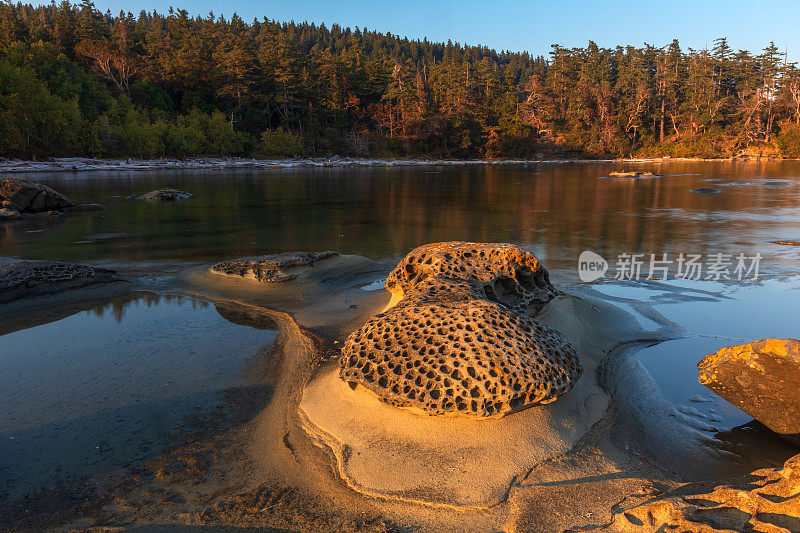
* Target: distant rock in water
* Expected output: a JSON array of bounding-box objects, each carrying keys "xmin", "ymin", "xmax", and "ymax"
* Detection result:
[
  {"xmin": 339, "ymin": 241, "xmax": 579, "ymax": 418},
  {"xmin": 607, "ymin": 170, "xmax": 654, "ymax": 178},
  {"xmin": 771, "ymin": 240, "xmax": 800, "ymax": 246},
  {"xmin": 698, "ymin": 338, "xmax": 800, "ymax": 444},
  {"xmin": 136, "ymin": 188, "xmax": 193, "ymax": 201},
  {"xmin": 211, "ymin": 251, "xmax": 338, "ymax": 282},
  {"xmin": 0, "ymin": 177, "xmax": 106, "ymax": 216},
  {"xmin": 0, "ymin": 258, "xmax": 123, "ymax": 304},
  {"xmin": 692, "ymin": 188, "xmax": 720, "ymax": 193},
  {"xmin": 600, "ymin": 452, "xmax": 800, "ymax": 532}
]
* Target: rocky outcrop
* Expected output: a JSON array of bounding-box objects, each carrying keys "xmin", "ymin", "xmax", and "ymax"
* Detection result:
[
  {"xmin": 211, "ymin": 251, "xmax": 338, "ymax": 282},
  {"xmin": 0, "ymin": 178, "xmax": 107, "ymax": 216},
  {"xmin": 0, "ymin": 177, "xmax": 76, "ymax": 212},
  {"xmin": 385, "ymin": 241, "xmax": 556, "ymax": 313},
  {"xmin": 0, "ymin": 258, "xmax": 124, "ymax": 304},
  {"xmin": 340, "ymin": 298, "xmax": 580, "ymax": 417},
  {"xmin": 339, "ymin": 242, "xmax": 580, "ymax": 417},
  {"xmin": 698, "ymin": 338, "xmax": 800, "ymax": 443},
  {"xmin": 597, "ymin": 453, "xmax": 800, "ymax": 532}
]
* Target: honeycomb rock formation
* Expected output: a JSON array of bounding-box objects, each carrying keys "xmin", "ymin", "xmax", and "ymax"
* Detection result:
[
  {"xmin": 340, "ymin": 299, "xmax": 581, "ymax": 417},
  {"xmin": 599, "ymin": 453, "xmax": 800, "ymax": 532},
  {"xmin": 699, "ymin": 338, "xmax": 800, "ymax": 442},
  {"xmin": 385, "ymin": 242, "xmax": 556, "ymax": 313},
  {"xmin": 339, "ymin": 242, "xmax": 580, "ymax": 417},
  {"xmin": 211, "ymin": 251, "xmax": 338, "ymax": 282},
  {"xmin": 0, "ymin": 258, "xmax": 121, "ymax": 304}
]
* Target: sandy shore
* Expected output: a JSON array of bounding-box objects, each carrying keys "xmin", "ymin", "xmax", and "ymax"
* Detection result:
[{"xmin": 0, "ymin": 254, "xmax": 796, "ymax": 532}]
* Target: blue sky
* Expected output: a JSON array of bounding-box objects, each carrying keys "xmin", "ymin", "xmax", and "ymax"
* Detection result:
[{"xmin": 76, "ymin": 0, "xmax": 798, "ymax": 59}]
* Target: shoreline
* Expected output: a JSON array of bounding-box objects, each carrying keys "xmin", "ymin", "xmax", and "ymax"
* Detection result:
[{"xmin": 0, "ymin": 155, "xmax": 795, "ymax": 173}]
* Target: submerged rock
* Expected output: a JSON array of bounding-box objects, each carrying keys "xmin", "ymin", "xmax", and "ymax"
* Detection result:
[
  {"xmin": 698, "ymin": 338, "xmax": 800, "ymax": 443},
  {"xmin": 385, "ymin": 241, "xmax": 556, "ymax": 313},
  {"xmin": 0, "ymin": 258, "xmax": 123, "ymax": 304},
  {"xmin": 0, "ymin": 177, "xmax": 76, "ymax": 212},
  {"xmin": 211, "ymin": 251, "xmax": 338, "ymax": 282},
  {"xmin": 340, "ymin": 298, "xmax": 581, "ymax": 417},
  {"xmin": 692, "ymin": 188, "xmax": 721, "ymax": 193},
  {"xmin": 134, "ymin": 188, "xmax": 193, "ymax": 201},
  {"xmin": 600, "ymin": 452, "xmax": 800, "ymax": 532}
]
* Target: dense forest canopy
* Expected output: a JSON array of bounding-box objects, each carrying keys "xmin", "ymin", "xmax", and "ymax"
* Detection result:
[{"xmin": 2, "ymin": 0, "xmax": 800, "ymax": 159}]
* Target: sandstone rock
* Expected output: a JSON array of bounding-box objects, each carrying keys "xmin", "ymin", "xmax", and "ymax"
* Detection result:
[
  {"xmin": 211, "ymin": 251, "xmax": 338, "ymax": 282},
  {"xmin": 139, "ymin": 188, "xmax": 193, "ymax": 201},
  {"xmin": 339, "ymin": 298, "xmax": 581, "ymax": 417},
  {"xmin": 698, "ymin": 339, "xmax": 800, "ymax": 441},
  {"xmin": 0, "ymin": 258, "xmax": 119, "ymax": 304},
  {"xmin": 385, "ymin": 242, "xmax": 556, "ymax": 313},
  {"xmin": 598, "ymin": 453, "xmax": 800, "ymax": 532},
  {"xmin": 0, "ymin": 177, "xmax": 76, "ymax": 212}
]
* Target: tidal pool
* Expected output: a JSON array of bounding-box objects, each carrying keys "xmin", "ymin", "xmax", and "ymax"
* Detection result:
[{"xmin": 0, "ymin": 292, "xmax": 275, "ymax": 499}]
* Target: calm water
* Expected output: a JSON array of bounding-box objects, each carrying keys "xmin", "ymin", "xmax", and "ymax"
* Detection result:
[
  {"xmin": 0, "ymin": 293, "xmax": 275, "ymax": 499},
  {"xmin": 1, "ymin": 161, "xmax": 799, "ymax": 271},
  {"xmin": 1, "ymin": 161, "xmax": 799, "ymax": 494}
]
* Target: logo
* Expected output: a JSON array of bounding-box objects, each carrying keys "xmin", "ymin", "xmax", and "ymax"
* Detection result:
[{"xmin": 578, "ymin": 250, "xmax": 608, "ymax": 282}]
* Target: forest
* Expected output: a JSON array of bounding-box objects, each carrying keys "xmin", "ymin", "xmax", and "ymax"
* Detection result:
[{"xmin": 2, "ymin": 0, "xmax": 800, "ymax": 159}]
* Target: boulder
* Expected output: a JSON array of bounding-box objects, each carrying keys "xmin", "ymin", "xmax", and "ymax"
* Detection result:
[
  {"xmin": 139, "ymin": 188, "xmax": 193, "ymax": 201},
  {"xmin": 698, "ymin": 338, "xmax": 800, "ymax": 441},
  {"xmin": 599, "ymin": 453, "xmax": 800, "ymax": 532},
  {"xmin": 211, "ymin": 251, "xmax": 338, "ymax": 282},
  {"xmin": 385, "ymin": 242, "xmax": 556, "ymax": 313},
  {"xmin": 0, "ymin": 177, "xmax": 76, "ymax": 212},
  {"xmin": 339, "ymin": 298, "xmax": 581, "ymax": 417}
]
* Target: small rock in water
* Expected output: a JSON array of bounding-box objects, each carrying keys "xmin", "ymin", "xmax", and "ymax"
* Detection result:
[
  {"xmin": 608, "ymin": 170, "xmax": 654, "ymax": 178},
  {"xmin": 138, "ymin": 188, "xmax": 193, "ymax": 202},
  {"xmin": 689, "ymin": 394, "xmax": 711, "ymax": 403},
  {"xmin": 691, "ymin": 188, "xmax": 720, "ymax": 193}
]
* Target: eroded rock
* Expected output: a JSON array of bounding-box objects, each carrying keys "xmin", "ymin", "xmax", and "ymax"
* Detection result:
[
  {"xmin": 139, "ymin": 188, "xmax": 193, "ymax": 201},
  {"xmin": 211, "ymin": 251, "xmax": 338, "ymax": 283},
  {"xmin": 339, "ymin": 298, "xmax": 581, "ymax": 417},
  {"xmin": 385, "ymin": 241, "xmax": 556, "ymax": 313},
  {"xmin": 598, "ymin": 453, "xmax": 800, "ymax": 532},
  {"xmin": 0, "ymin": 177, "xmax": 76, "ymax": 212},
  {"xmin": 0, "ymin": 258, "xmax": 122, "ymax": 304},
  {"xmin": 698, "ymin": 338, "xmax": 800, "ymax": 442}
]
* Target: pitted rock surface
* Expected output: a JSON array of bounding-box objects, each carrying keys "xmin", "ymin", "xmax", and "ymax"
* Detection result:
[
  {"xmin": 0, "ymin": 258, "xmax": 124, "ymax": 304},
  {"xmin": 211, "ymin": 251, "xmax": 339, "ymax": 282},
  {"xmin": 340, "ymin": 300, "xmax": 581, "ymax": 417},
  {"xmin": 0, "ymin": 178, "xmax": 77, "ymax": 212},
  {"xmin": 139, "ymin": 188, "xmax": 193, "ymax": 201},
  {"xmin": 385, "ymin": 242, "xmax": 556, "ymax": 313}
]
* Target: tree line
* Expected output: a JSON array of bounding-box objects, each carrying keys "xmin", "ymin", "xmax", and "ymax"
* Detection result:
[{"xmin": 2, "ymin": 0, "xmax": 800, "ymax": 159}]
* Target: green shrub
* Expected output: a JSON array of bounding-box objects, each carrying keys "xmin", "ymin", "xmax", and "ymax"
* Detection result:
[{"xmin": 256, "ymin": 128, "xmax": 304, "ymax": 157}]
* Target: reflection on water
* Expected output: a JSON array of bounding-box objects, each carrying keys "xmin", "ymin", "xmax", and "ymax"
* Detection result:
[
  {"xmin": 0, "ymin": 292, "xmax": 275, "ymax": 500},
  {"xmin": 1, "ymin": 161, "xmax": 799, "ymax": 274},
  {"xmin": 595, "ymin": 276, "xmax": 800, "ymax": 432}
]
